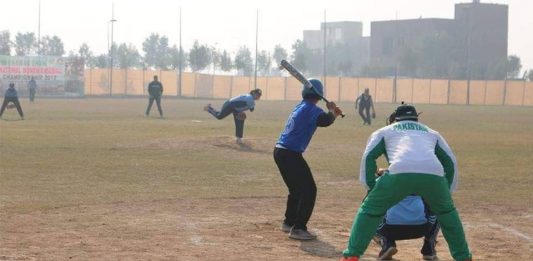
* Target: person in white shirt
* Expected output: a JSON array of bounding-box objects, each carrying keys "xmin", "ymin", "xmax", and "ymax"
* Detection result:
[{"xmin": 340, "ymin": 103, "xmax": 471, "ymax": 261}]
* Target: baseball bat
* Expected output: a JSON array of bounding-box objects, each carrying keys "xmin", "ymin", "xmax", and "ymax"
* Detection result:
[{"xmin": 279, "ymin": 59, "xmax": 345, "ymax": 117}]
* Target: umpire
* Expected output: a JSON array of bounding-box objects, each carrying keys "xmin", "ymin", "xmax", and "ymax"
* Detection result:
[
  {"xmin": 145, "ymin": 75, "xmax": 164, "ymax": 118},
  {"xmin": 0, "ymin": 83, "xmax": 24, "ymax": 120}
]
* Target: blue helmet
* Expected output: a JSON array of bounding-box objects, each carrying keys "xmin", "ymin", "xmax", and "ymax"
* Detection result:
[{"xmin": 301, "ymin": 78, "xmax": 324, "ymax": 99}]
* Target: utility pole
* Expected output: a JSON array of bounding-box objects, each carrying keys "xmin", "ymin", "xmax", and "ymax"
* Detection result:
[
  {"xmin": 254, "ymin": 9, "xmax": 259, "ymax": 90},
  {"xmin": 109, "ymin": 3, "xmax": 117, "ymax": 96},
  {"xmin": 178, "ymin": 6, "xmax": 182, "ymax": 96}
]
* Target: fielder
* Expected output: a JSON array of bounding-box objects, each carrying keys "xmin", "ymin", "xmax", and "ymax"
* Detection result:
[
  {"xmin": 274, "ymin": 79, "xmax": 342, "ymax": 240},
  {"xmin": 145, "ymin": 75, "xmax": 164, "ymax": 118},
  {"xmin": 340, "ymin": 103, "xmax": 472, "ymax": 261},
  {"xmin": 0, "ymin": 83, "xmax": 24, "ymax": 120},
  {"xmin": 355, "ymin": 88, "xmax": 375, "ymax": 125},
  {"xmin": 204, "ymin": 88, "xmax": 262, "ymax": 144}
]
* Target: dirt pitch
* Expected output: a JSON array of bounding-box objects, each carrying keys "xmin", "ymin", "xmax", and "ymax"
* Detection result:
[{"xmin": 1, "ymin": 98, "xmax": 532, "ymax": 260}]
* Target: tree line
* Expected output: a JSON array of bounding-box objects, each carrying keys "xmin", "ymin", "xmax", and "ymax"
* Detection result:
[{"xmin": 1, "ymin": 30, "xmax": 532, "ymax": 81}]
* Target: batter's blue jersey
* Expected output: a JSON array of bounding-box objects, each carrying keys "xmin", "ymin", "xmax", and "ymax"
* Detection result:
[{"xmin": 276, "ymin": 101, "xmax": 325, "ymax": 153}]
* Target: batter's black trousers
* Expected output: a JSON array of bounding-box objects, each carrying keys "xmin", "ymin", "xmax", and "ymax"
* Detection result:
[{"xmin": 273, "ymin": 147, "xmax": 317, "ymax": 230}]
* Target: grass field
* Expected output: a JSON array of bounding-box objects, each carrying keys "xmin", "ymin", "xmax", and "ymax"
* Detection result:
[{"xmin": 1, "ymin": 98, "xmax": 532, "ymax": 260}]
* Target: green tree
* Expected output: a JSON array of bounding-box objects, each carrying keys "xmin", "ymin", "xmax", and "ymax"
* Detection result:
[
  {"xmin": 290, "ymin": 40, "xmax": 312, "ymax": 74},
  {"xmin": 142, "ymin": 33, "xmax": 171, "ymax": 69},
  {"xmin": 78, "ymin": 43, "xmax": 94, "ymax": 68},
  {"xmin": 168, "ymin": 45, "xmax": 188, "ymax": 70},
  {"xmin": 40, "ymin": 35, "xmax": 65, "ymax": 56},
  {"xmin": 93, "ymin": 54, "xmax": 108, "ymax": 68},
  {"xmin": 15, "ymin": 32, "xmax": 37, "ymax": 56},
  {"xmin": 188, "ymin": 40, "xmax": 211, "ymax": 72},
  {"xmin": 234, "ymin": 46, "xmax": 253, "ymax": 76},
  {"xmin": 256, "ymin": 50, "xmax": 272, "ymax": 76},
  {"xmin": 117, "ymin": 43, "xmax": 140, "ymax": 69},
  {"xmin": 272, "ymin": 44, "xmax": 288, "ymax": 66},
  {"xmin": 0, "ymin": 31, "xmax": 10, "ymax": 55},
  {"xmin": 219, "ymin": 50, "xmax": 233, "ymax": 72},
  {"xmin": 506, "ymin": 55, "xmax": 522, "ymax": 79}
]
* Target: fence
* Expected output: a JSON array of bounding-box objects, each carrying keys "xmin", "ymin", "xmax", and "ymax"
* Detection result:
[{"xmin": 85, "ymin": 68, "xmax": 533, "ymax": 106}]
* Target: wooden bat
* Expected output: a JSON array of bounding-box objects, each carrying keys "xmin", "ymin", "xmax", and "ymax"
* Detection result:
[{"xmin": 279, "ymin": 59, "xmax": 345, "ymax": 117}]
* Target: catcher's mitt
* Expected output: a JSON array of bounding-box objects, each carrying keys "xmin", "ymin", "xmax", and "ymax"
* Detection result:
[{"xmin": 236, "ymin": 112, "xmax": 247, "ymax": 121}]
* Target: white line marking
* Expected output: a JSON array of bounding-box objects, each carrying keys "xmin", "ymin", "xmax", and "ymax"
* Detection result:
[{"xmin": 489, "ymin": 223, "xmax": 533, "ymax": 242}]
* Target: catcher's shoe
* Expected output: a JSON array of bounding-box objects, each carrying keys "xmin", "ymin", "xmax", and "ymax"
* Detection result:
[
  {"xmin": 280, "ymin": 222, "xmax": 293, "ymax": 233},
  {"xmin": 339, "ymin": 257, "xmax": 359, "ymax": 261},
  {"xmin": 288, "ymin": 228, "xmax": 316, "ymax": 240},
  {"xmin": 421, "ymin": 239, "xmax": 437, "ymax": 260},
  {"xmin": 378, "ymin": 237, "xmax": 398, "ymax": 260}
]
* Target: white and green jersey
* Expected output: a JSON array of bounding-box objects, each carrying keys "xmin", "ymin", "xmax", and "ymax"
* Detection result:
[{"xmin": 360, "ymin": 120, "xmax": 458, "ymax": 192}]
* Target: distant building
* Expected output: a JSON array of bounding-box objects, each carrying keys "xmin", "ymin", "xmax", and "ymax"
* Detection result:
[
  {"xmin": 454, "ymin": 1, "xmax": 508, "ymax": 78},
  {"xmin": 369, "ymin": 0, "xmax": 508, "ymax": 79},
  {"xmin": 303, "ymin": 21, "xmax": 369, "ymax": 75},
  {"xmin": 370, "ymin": 18, "xmax": 455, "ymax": 68}
]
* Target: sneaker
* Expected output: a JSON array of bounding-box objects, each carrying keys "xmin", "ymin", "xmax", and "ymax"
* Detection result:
[
  {"xmin": 236, "ymin": 137, "xmax": 243, "ymax": 144},
  {"xmin": 421, "ymin": 239, "xmax": 437, "ymax": 260},
  {"xmin": 280, "ymin": 223, "xmax": 293, "ymax": 233},
  {"xmin": 372, "ymin": 234, "xmax": 383, "ymax": 246},
  {"xmin": 339, "ymin": 257, "xmax": 359, "ymax": 261},
  {"xmin": 378, "ymin": 237, "xmax": 398, "ymax": 260},
  {"xmin": 378, "ymin": 246, "xmax": 397, "ymax": 260},
  {"xmin": 288, "ymin": 228, "xmax": 316, "ymax": 240},
  {"xmin": 203, "ymin": 104, "xmax": 211, "ymax": 111}
]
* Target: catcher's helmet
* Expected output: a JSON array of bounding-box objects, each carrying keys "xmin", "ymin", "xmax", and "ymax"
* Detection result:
[
  {"xmin": 302, "ymin": 79, "xmax": 323, "ymax": 100},
  {"xmin": 394, "ymin": 102, "xmax": 418, "ymax": 121}
]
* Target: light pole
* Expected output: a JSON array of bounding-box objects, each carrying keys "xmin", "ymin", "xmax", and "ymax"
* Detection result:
[{"xmin": 108, "ymin": 4, "xmax": 117, "ymax": 96}]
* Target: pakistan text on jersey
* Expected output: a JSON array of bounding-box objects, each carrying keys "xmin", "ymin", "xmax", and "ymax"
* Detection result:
[{"xmin": 393, "ymin": 122, "xmax": 429, "ymax": 132}]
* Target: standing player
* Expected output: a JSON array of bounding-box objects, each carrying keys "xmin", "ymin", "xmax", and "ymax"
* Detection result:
[
  {"xmin": 204, "ymin": 89, "xmax": 262, "ymax": 144},
  {"xmin": 28, "ymin": 76, "xmax": 37, "ymax": 102},
  {"xmin": 355, "ymin": 88, "xmax": 375, "ymax": 125},
  {"xmin": 0, "ymin": 83, "xmax": 24, "ymax": 120},
  {"xmin": 274, "ymin": 79, "xmax": 342, "ymax": 240},
  {"xmin": 145, "ymin": 75, "xmax": 164, "ymax": 118},
  {"xmin": 340, "ymin": 103, "xmax": 471, "ymax": 261}
]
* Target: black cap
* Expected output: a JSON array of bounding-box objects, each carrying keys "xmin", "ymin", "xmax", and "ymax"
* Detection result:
[{"xmin": 394, "ymin": 103, "xmax": 418, "ymax": 121}]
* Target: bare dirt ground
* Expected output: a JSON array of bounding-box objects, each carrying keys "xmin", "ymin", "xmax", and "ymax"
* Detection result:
[
  {"xmin": 2, "ymin": 100, "xmax": 533, "ymax": 260},
  {"xmin": 1, "ymin": 196, "xmax": 532, "ymax": 261}
]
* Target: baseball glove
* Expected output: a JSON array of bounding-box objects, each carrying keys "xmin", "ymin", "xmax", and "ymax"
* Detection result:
[{"xmin": 236, "ymin": 112, "xmax": 247, "ymax": 121}]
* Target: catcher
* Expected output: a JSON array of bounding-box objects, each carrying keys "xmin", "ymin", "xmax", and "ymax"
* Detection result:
[
  {"xmin": 204, "ymin": 89, "xmax": 262, "ymax": 144},
  {"xmin": 355, "ymin": 88, "xmax": 375, "ymax": 125},
  {"xmin": 340, "ymin": 103, "xmax": 472, "ymax": 261}
]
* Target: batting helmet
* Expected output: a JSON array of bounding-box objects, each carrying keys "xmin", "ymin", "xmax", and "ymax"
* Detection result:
[
  {"xmin": 394, "ymin": 102, "xmax": 419, "ymax": 121},
  {"xmin": 301, "ymin": 79, "xmax": 324, "ymax": 100}
]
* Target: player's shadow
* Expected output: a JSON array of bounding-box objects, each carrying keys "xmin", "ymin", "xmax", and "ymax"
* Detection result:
[{"xmin": 299, "ymin": 239, "xmax": 341, "ymax": 258}]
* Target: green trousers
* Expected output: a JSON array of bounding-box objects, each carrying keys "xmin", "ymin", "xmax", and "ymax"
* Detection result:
[{"xmin": 342, "ymin": 173, "xmax": 471, "ymax": 261}]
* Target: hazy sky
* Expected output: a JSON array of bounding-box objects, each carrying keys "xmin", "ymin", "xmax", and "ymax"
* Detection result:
[{"xmin": 2, "ymin": 0, "xmax": 532, "ymax": 72}]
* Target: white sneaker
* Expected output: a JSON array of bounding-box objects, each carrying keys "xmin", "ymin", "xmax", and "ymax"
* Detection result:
[
  {"xmin": 236, "ymin": 137, "xmax": 243, "ymax": 144},
  {"xmin": 203, "ymin": 104, "xmax": 211, "ymax": 111}
]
